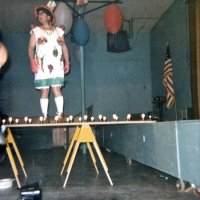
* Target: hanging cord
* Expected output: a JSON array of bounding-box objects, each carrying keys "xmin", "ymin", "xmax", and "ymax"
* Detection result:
[{"xmin": 129, "ymin": 25, "xmax": 144, "ymax": 48}]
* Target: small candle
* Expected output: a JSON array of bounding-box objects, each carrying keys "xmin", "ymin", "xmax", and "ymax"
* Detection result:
[
  {"xmin": 2, "ymin": 119, "xmax": 6, "ymax": 124},
  {"xmin": 66, "ymin": 117, "xmax": 69, "ymax": 122},
  {"xmin": 39, "ymin": 116, "xmax": 43, "ymax": 123},
  {"xmin": 112, "ymin": 114, "xmax": 118, "ymax": 121},
  {"xmin": 91, "ymin": 116, "xmax": 94, "ymax": 122},
  {"xmin": 103, "ymin": 116, "xmax": 107, "ymax": 121},
  {"xmin": 69, "ymin": 115, "xmax": 73, "ymax": 122},
  {"xmin": 141, "ymin": 113, "xmax": 145, "ymax": 121},
  {"xmin": 83, "ymin": 115, "xmax": 88, "ymax": 121},
  {"xmin": 8, "ymin": 117, "xmax": 13, "ymax": 124},
  {"xmin": 78, "ymin": 117, "xmax": 82, "ymax": 122},
  {"xmin": 55, "ymin": 116, "xmax": 59, "ymax": 123},
  {"xmin": 15, "ymin": 118, "xmax": 19, "ymax": 124},
  {"xmin": 28, "ymin": 118, "xmax": 32, "ymax": 124},
  {"xmin": 24, "ymin": 116, "xmax": 28, "ymax": 123},
  {"xmin": 149, "ymin": 115, "xmax": 152, "ymax": 120},
  {"xmin": 98, "ymin": 114, "xmax": 102, "ymax": 121},
  {"xmin": 127, "ymin": 114, "xmax": 131, "ymax": 121}
]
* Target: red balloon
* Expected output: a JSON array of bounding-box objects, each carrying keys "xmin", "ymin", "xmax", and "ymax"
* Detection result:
[{"xmin": 104, "ymin": 4, "xmax": 122, "ymax": 34}]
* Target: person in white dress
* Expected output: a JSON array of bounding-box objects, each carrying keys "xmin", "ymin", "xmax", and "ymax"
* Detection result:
[{"xmin": 28, "ymin": 1, "xmax": 70, "ymax": 122}]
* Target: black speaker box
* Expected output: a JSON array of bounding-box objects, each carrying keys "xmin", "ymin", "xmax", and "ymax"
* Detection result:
[{"xmin": 107, "ymin": 30, "xmax": 130, "ymax": 53}]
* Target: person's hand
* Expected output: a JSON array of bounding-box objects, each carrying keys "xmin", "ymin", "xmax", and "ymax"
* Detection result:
[
  {"xmin": 64, "ymin": 61, "xmax": 70, "ymax": 74},
  {"xmin": 30, "ymin": 59, "xmax": 38, "ymax": 74}
]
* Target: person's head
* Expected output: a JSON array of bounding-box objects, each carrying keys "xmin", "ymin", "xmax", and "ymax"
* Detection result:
[{"xmin": 34, "ymin": 1, "xmax": 56, "ymax": 24}]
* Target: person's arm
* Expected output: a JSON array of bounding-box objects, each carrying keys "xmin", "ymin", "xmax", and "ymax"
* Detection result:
[
  {"xmin": 28, "ymin": 32, "xmax": 38, "ymax": 73},
  {"xmin": 62, "ymin": 41, "xmax": 70, "ymax": 74}
]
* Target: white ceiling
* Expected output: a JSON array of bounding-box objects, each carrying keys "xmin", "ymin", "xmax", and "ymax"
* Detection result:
[{"xmin": 0, "ymin": 0, "xmax": 175, "ymax": 32}]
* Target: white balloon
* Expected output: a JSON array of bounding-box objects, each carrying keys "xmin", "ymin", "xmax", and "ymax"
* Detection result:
[{"xmin": 54, "ymin": 2, "xmax": 73, "ymax": 35}]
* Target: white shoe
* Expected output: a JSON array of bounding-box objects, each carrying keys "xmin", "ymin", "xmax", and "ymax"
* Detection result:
[
  {"xmin": 54, "ymin": 112, "xmax": 64, "ymax": 123},
  {"xmin": 43, "ymin": 114, "xmax": 49, "ymax": 123}
]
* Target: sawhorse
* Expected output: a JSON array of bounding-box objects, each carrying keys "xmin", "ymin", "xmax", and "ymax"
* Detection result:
[
  {"xmin": 60, "ymin": 124, "xmax": 113, "ymax": 188},
  {"xmin": 4, "ymin": 128, "xmax": 27, "ymax": 188}
]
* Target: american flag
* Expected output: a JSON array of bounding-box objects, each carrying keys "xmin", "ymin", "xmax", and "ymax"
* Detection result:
[{"xmin": 163, "ymin": 44, "xmax": 175, "ymax": 109}]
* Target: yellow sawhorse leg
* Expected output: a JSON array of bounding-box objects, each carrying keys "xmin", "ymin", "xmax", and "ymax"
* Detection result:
[
  {"xmin": 4, "ymin": 128, "xmax": 27, "ymax": 188},
  {"xmin": 61, "ymin": 126, "xmax": 99, "ymax": 175},
  {"xmin": 87, "ymin": 142, "xmax": 99, "ymax": 174},
  {"xmin": 60, "ymin": 126, "xmax": 81, "ymax": 175},
  {"xmin": 63, "ymin": 124, "xmax": 113, "ymax": 188},
  {"xmin": 63, "ymin": 140, "xmax": 80, "ymax": 188},
  {"xmin": 5, "ymin": 138, "xmax": 21, "ymax": 188},
  {"xmin": 93, "ymin": 142, "xmax": 113, "ymax": 185},
  {"xmin": 7, "ymin": 128, "xmax": 27, "ymax": 178}
]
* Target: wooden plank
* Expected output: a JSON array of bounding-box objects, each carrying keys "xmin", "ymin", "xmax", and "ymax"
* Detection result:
[{"xmin": 5, "ymin": 120, "xmax": 156, "ymax": 128}]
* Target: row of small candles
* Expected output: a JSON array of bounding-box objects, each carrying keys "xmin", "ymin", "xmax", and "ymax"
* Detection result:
[{"xmin": 1, "ymin": 113, "xmax": 151, "ymax": 124}]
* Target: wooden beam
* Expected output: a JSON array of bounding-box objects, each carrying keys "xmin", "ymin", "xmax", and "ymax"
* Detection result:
[
  {"xmin": 56, "ymin": 0, "xmax": 122, "ymax": 3},
  {"xmin": 55, "ymin": 0, "xmax": 123, "ymax": 18}
]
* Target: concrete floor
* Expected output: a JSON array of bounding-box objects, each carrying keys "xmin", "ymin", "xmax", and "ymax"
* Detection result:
[{"xmin": 0, "ymin": 147, "xmax": 199, "ymax": 200}]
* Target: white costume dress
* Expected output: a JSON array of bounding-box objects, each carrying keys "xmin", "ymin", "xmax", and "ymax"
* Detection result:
[{"xmin": 31, "ymin": 26, "xmax": 65, "ymax": 89}]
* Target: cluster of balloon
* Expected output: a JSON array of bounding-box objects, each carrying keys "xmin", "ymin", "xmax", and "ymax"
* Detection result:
[
  {"xmin": 72, "ymin": 20, "xmax": 90, "ymax": 46},
  {"xmin": 54, "ymin": 1, "xmax": 73, "ymax": 35},
  {"xmin": 0, "ymin": 42, "xmax": 8, "ymax": 69},
  {"xmin": 104, "ymin": 4, "xmax": 123, "ymax": 34}
]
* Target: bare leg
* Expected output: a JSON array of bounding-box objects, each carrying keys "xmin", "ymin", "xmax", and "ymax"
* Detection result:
[
  {"xmin": 51, "ymin": 86, "xmax": 62, "ymax": 97},
  {"xmin": 41, "ymin": 88, "xmax": 49, "ymax": 99},
  {"xmin": 52, "ymin": 86, "xmax": 64, "ymax": 118}
]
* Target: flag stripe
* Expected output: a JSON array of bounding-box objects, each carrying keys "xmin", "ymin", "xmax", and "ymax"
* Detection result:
[{"xmin": 163, "ymin": 44, "xmax": 175, "ymax": 109}]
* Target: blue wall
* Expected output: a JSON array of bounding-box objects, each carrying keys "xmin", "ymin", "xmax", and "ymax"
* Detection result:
[
  {"xmin": 0, "ymin": 31, "xmax": 152, "ymax": 119},
  {"xmin": 96, "ymin": 120, "xmax": 200, "ymax": 187},
  {"xmin": 151, "ymin": 0, "xmax": 191, "ymax": 120}
]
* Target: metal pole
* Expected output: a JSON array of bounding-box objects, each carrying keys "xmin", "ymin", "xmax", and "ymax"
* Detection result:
[
  {"xmin": 80, "ymin": 45, "xmax": 87, "ymax": 154},
  {"xmin": 80, "ymin": 45, "xmax": 86, "ymax": 118}
]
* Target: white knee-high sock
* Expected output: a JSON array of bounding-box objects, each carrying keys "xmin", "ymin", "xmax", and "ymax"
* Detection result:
[
  {"xmin": 40, "ymin": 98, "xmax": 49, "ymax": 116},
  {"xmin": 55, "ymin": 96, "xmax": 64, "ymax": 114}
]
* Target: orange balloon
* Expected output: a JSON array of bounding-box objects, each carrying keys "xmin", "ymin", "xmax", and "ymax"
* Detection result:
[
  {"xmin": 0, "ymin": 42, "xmax": 8, "ymax": 69},
  {"xmin": 104, "ymin": 4, "xmax": 123, "ymax": 34}
]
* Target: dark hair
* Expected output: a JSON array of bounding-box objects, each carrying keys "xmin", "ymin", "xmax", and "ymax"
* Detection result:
[{"xmin": 36, "ymin": 7, "xmax": 53, "ymax": 21}]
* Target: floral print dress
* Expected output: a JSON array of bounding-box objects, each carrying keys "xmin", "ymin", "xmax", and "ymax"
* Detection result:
[{"xmin": 31, "ymin": 26, "xmax": 65, "ymax": 89}]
